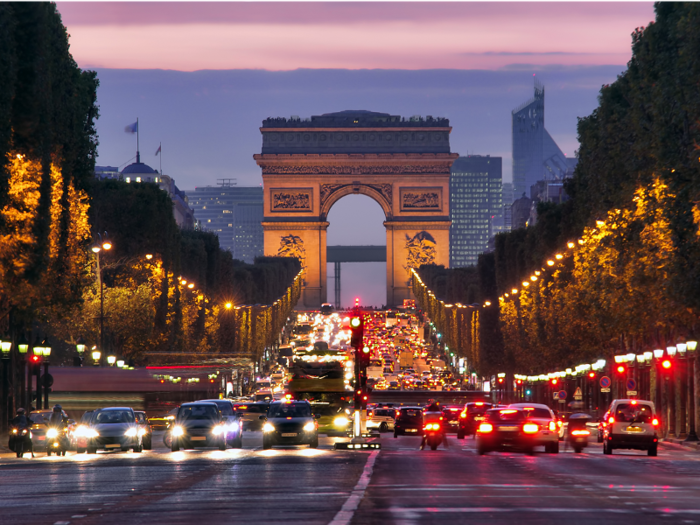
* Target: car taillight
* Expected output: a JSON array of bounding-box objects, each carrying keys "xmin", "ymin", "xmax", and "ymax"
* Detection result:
[
  {"xmin": 571, "ymin": 430, "xmax": 590, "ymax": 436},
  {"xmin": 425, "ymin": 423, "xmax": 440, "ymax": 431},
  {"xmin": 523, "ymin": 423, "xmax": 539, "ymax": 434},
  {"xmin": 652, "ymin": 418, "xmax": 659, "ymax": 426},
  {"xmin": 548, "ymin": 421, "xmax": 556, "ymax": 431},
  {"xmin": 608, "ymin": 417, "xmax": 615, "ymax": 424},
  {"xmin": 557, "ymin": 420, "xmax": 563, "ymax": 428},
  {"xmin": 477, "ymin": 423, "xmax": 493, "ymax": 433},
  {"xmin": 459, "ymin": 412, "xmax": 467, "ymax": 419}
]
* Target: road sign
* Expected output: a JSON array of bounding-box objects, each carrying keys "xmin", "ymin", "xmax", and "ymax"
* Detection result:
[
  {"xmin": 40, "ymin": 373, "xmax": 53, "ymax": 388},
  {"xmin": 573, "ymin": 387, "xmax": 583, "ymax": 400},
  {"xmin": 557, "ymin": 390, "xmax": 567, "ymax": 400},
  {"xmin": 601, "ymin": 387, "xmax": 611, "ymax": 393},
  {"xmin": 626, "ymin": 378, "xmax": 636, "ymax": 391},
  {"xmin": 600, "ymin": 376, "xmax": 611, "ymax": 388},
  {"xmin": 627, "ymin": 390, "xmax": 638, "ymax": 396}
]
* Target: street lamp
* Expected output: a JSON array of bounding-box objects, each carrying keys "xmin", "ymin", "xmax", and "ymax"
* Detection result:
[
  {"xmin": 92, "ymin": 348, "xmax": 101, "ymax": 366},
  {"xmin": 682, "ymin": 340, "xmax": 698, "ymax": 442},
  {"xmin": 76, "ymin": 336, "xmax": 86, "ymax": 355},
  {"xmin": 92, "ymin": 232, "xmax": 112, "ymax": 366},
  {"xmin": 40, "ymin": 338, "xmax": 52, "ymax": 408},
  {"xmin": 117, "ymin": 359, "xmax": 125, "ymax": 368},
  {"xmin": 107, "ymin": 355, "xmax": 116, "ymax": 366}
]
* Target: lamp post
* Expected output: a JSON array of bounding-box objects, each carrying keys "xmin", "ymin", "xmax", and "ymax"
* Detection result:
[
  {"xmin": 92, "ymin": 232, "xmax": 112, "ymax": 366},
  {"xmin": 107, "ymin": 355, "xmax": 116, "ymax": 366},
  {"xmin": 685, "ymin": 340, "xmax": 698, "ymax": 442},
  {"xmin": 75, "ymin": 335, "xmax": 86, "ymax": 367},
  {"xmin": 667, "ymin": 345, "xmax": 679, "ymax": 437},
  {"xmin": 17, "ymin": 334, "xmax": 28, "ymax": 410},
  {"xmin": 91, "ymin": 348, "xmax": 101, "ymax": 367},
  {"xmin": 1, "ymin": 334, "xmax": 11, "ymax": 434},
  {"xmin": 41, "ymin": 338, "xmax": 52, "ymax": 409},
  {"xmin": 32, "ymin": 337, "xmax": 43, "ymax": 409}
]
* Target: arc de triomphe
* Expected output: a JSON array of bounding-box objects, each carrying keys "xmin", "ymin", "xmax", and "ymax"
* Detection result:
[{"xmin": 254, "ymin": 110, "xmax": 458, "ymax": 308}]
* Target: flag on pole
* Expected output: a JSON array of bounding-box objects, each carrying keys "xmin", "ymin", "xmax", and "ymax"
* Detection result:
[
  {"xmin": 155, "ymin": 144, "xmax": 161, "ymax": 156},
  {"xmin": 124, "ymin": 121, "xmax": 138, "ymax": 134}
]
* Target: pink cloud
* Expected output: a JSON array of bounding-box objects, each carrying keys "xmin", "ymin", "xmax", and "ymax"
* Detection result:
[{"xmin": 56, "ymin": 2, "xmax": 656, "ymax": 71}]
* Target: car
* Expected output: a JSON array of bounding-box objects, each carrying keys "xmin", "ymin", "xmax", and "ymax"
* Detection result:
[
  {"xmin": 170, "ymin": 402, "xmax": 227, "ymax": 451},
  {"xmin": 148, "ymin": 407, "xmax": 178, "ymax": 430},
  {"xmin": 602, "ymin": 399, "xmax": 659, "ymax": 456},
  {"xmin": 477, "ymin": 407, "xmax": 551, "ymax": 454},
  {"xmin": 86, "ymin": 407, "xmax": 143, "ymax": 453},
  {"xmin": 199, "ymin": 399, "xmax": 243, "ymax": 448},
  {"xmin": 457, "ymin": 402, "xmax": 493, "ymax": 439},
  {"xmin": 311, "ymin": 403, "xmax": 351, "ymax": 435},
  {"xmin": 393, "ymin": 406, "xmax": 423, "ymax": 437},
  {"xmin": 261, "ymin": 400, "xmax": 318, "ymax": 449},
  {"xmin": 506, "ymin": 403, "xmax": 560, "ymax": 453},
  {"xmin": 134, "ymin": 411, "xmax": 153, "ymax": 450},
  {"xmin": 234, "ymin": 402, "xmax": 270, "ymax": 431},
  {"xmin": 28, "ymin": 409, "xmax": 69, "ymax": 452},
  {"xmin": 367, "ymin": 407, "xmax": 395, "ymax": 432},
  {"xmin": 597, "ymin": 410, "xmax": 610, "ymax": 443},
  {"xmin": 441, "ymin": 406, "xmax": 462, "ymax": 433},
  {"xmin": 73, "ymin": 410, "xmax": 94, "ymax": 453}
]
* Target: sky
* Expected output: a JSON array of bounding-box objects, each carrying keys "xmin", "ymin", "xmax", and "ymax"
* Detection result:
[{"xmin": 55, "ymin": 1, "xmax": 657, "ymax": 308}]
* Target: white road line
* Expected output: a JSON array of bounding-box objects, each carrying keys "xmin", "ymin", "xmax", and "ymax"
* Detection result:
[{"xmin": 328, "ymin": 450, "xmax": 379, "ymax": 525}]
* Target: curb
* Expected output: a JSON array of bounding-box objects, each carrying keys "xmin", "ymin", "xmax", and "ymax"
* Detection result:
[{"xmin": 661, "ymin": 438, "xmax": 700, "ymax": 451}]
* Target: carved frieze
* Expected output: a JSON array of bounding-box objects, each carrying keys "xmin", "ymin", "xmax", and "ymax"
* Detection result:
[
  {"xmin": 403, "ymin": 231, "xmax": 437, "ymax": 285},
  {"xmin": 270, "ymin": 188, "xmax": 312, "ymax": 212},
  {"xmin": 368, "ymin": 183, "xmax": 392, "ymax": 204},
  {"xmin": 399, "ymin": 187, "xmax": 443, "ymax": 212},
  {"xmin": 259, "ymin": 163, "xmax": 451, "ymax": 175},
  {"xmin": 320, "ymin": 184, "xmax": 344, "ymax": 206},
  {"xmin": 319, "ymin": 183, "xmax": 393, "ymax": 209}
]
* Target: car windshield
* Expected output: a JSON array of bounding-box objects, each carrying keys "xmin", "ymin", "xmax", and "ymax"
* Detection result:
[
  {"xmin": 522, "ymin": 408, "xmax": 552, "ymax": 419},
  {"xmin": 204, "ymin": 401, "xmax": 234, "ymax": 416},
  {"xmin": 400, "ymin": 409, "xmax": 422, "ymax": 421},
  {"xmin": 615, "ymin": 403, "xmax": 654, "ymax": 423},
  {"xmin": 30, "ymin": 413, "xmax": 49, "ymax": 424},
  {"xmin": 135, "ymin": 413, "xmax": 146, "ymax": 423},
  {"xmin": 95, "ymin": 410, "xmax": 133, "ymax": 424},
  {"xmin": 179, "ymin": 405, "xmax": 219, "ymax": 421},
  {"xmin": 487, "ymin": 410, "xmax": 524, "ymax": 422},
  {"xmin": 268, "ymin": 404, "xmax": 312, "ymax": 418},
  {"xmin": 375, "ymin": 409, "xmax": 394, "ymax": 417},
  {"xmin": 240, "ymin": 404, "xmax": 268, "ymax": 414}
]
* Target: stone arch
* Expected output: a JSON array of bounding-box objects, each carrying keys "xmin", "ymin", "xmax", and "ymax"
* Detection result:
[{"xmin": 319, "ymin": 183, "xmax": 392, "ymax": 221}]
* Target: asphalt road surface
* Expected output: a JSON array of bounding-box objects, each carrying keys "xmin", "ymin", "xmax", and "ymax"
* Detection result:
[{"xmin": 2, "ymin": 432, "xmax": 700, "ymax": 525}]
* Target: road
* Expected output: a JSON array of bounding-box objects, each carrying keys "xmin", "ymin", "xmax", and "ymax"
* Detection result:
[{"xmin": 2, "ymin": 432, "xmax": 700, "ymax": 525}]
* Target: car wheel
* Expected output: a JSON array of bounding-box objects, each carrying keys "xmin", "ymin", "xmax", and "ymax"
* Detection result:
[
  {"xmin": 61, "ymin": 450, "xmax": 66, "ymax": 456},
  {"xmin": 380, "ymin": 422, "xmax": 388, "ymax": 432},
  {"xmin": 263, "ymin": 437, "xmax": 271, "ymax": 450},
  {"xmin": 394, "ymin": 430, "xmax": 398, "ymax": 438},
  {"xmin": 550, "ymin": 441, "xmax": 559, "ymax": 454},
  {"xmin": 597, "ymin": 432, "xmax": 603, "ymax": 444},
  {"xmin": 309, "ymin": 436, "xmax": 319, "ymax": 449},
  {"xmin": 143, "ymin": 438, "xmax": 152, "ymax": 450},
  {"xmin": 47, "ymin": 449, "xmax": 52, "ymax": 456},
  {"xmin": 232, "ymin": 436, "xmax": 243, "ymax": 449},
  {"xmin": 477, "ymin": 444, "xmax": 488, "ymax": 455},
  {"xmin": 133, "ymin": 445, "xmax": 143, "ymax": 453},
  {"xmin": 603, "ymin": 441, "xmax": 612, "ymax": 455},
  {"xmin": 171, "ymin": 438, "xmax": 180, "ymax": 452},
  {"xmin": 648, "ymin": 445, "xmax": 658, "ymax": 457},
  {"xmin": 163, "ymin": 433, "xmax": 172, "ymax": 448},
  {"xmin": 219, "ymin": 440, "xmax": 226, "ymax": 451}
]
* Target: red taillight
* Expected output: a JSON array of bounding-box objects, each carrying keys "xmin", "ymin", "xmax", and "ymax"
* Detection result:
[
  {"xmin": 477, "ymin": 423, "xmax": 493, "ymax": 433},
  {"xmin": 424, "ymin": 423, "xmax": 441, "ymax": 431},
  {"xmin": 548, "ymin": 421, "xmax": 557, "ymax": 431},
  {"xmin": 608, "ymin": 417, "xmax": 615, "ymax": 424},
  {"xmin": 459, "ymin": 412, "xmax": 467, "ymax": 419},
  {"xmin": 571, "ymin": 430, "xmax": 590, "ymax": 436},
  {"xmin": 523, "ymin": 423, "xmax": 539, "ymax": 434},
  {"xmin": 652, "ymin": 418, "xmax": 659, "ymax": 426},
  {"xmin": 556, "ymin": 420, "xmax": 563, "ymax": 428}
]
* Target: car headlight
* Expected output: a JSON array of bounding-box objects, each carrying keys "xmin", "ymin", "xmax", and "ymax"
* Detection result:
[
  {"xmin": 228, "ymin": 422, "xmax": 239, "ymax": 432},
  {"xmin": 46, "ymin": 428, "xmax": 58, "ymax": 439},
  {"xmin": 171, "ymin": 425, "xmax": 184, "ymax": 437},
  {"xmin": 125, "ymin": 428, "xmax": 138, "ymax": 437},
  {"xmin": 263, "ymin": 422, "xmax": 275, "ymax": 433},
  {"xmin": 303, "ymin": 422, "xmax": 316, "ymax": 432},
  {"xmin": 333, "ymin": 416, "xmax": 350, "ymax": 428},
  {"xmin": 138, "ymin": 427, "xmax": 147, "ymax": 437},
  {"xmin": 85, "ymin": 429, "xmax": 99, "ymax": 438},
  {"xmin": 212, "ymin": 425, "xmax": 224, "ymax": 436}
]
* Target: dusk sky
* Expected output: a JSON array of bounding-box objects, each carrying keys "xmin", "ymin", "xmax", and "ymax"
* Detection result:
[{"xmin": 55, "ymin": 2, "xmax": 656, "ymax": 307}]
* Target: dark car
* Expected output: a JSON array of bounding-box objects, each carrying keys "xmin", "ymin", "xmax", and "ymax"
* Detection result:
[
  {"xmin": 393, "ymin": 406, "xmax": 423, "ymax": 437},
  {"xmin": 148, "ymin": 407, "xmax": 179, "ymax": 431},
  {"xmin": 73, "ymin": 410, "xmax": 94, "ymax": 453},
  {"xmin": 86, "ymin": 407, "xmax": 142, "ymax": 453},
  {"xmin": 457, "ymin": 401, "xmax": 493, "ymax": 439},
  {"xmin": 476, "ymin": 407, "xmax": 557, "ymax": 455},
  {"xmin": 442, "ymin": 406, "xmax": 463, "ymax": 434},
  {"xmin": 134, "ymin": 411, "xmax": 152, "ymax": 450},
  {"xmin": 171, "ymin": 402, "xmax": 226, "ymax": 451},
  {"xmin": 28, "ymin": 409, "xmax": 69, "ymax": 452},
  {"xmin": 262, "ymin": 400, "xmax": 318, "ymax": 449},
  {"xmin": 200, "ymin": 398, "xmax": 243, "ymax": 448},
  {"xmin": 234, "ymin": 402, "xmax": 269, "ymax": 431}
]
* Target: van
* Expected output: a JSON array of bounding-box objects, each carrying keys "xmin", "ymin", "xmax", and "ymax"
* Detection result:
[{"xmin": 602, "ymin": 399, "xmax": 659, "ymax": 456}]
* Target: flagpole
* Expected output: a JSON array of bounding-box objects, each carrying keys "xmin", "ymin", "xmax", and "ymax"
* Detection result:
[
  {"xmin": 136, "ymin": 117, "xmax": 140, "ymax": 162},
  {"xmin": 159, "ymin": 142, "xmax": 162, "ymax": 175}
]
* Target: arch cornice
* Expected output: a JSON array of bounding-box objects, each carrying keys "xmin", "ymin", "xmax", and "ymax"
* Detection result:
[{"xmin": 319, "ymin": 183, "xmax": 392, "ymax": 221}]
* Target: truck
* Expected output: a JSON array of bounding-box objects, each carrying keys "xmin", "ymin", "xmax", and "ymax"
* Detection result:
[
  {"xmin": 413, "ymin": 358, "xmax": 430, "ymax": 375},
  {"xmin": 399, "ymin": 349, "xmax": 414, "ymax": 369},
  {"xmin": 366, "ymin": 365, "xmax": 384, "ymax": 380}
]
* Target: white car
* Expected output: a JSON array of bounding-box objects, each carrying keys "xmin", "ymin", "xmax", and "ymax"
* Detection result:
[
  {"xmin": 603, "ymin": 399, "xmax": 659, "ymax": 456},
  {"xmin": 507, "ymin": 403, "xmax": 560, "ymax": 453},
  {"xmin": 367, "ymin": 408, "xmax": 396, "ymax": 432}
]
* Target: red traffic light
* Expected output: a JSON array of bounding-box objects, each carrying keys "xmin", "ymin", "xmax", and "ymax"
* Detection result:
[
  {"xmin": 616, "ymin": 365, "xmax": 625, "ymax": 374},
  {"xmin": 354, "ymin": 297, "xmax": 360, "ymax": 307},
  {"xmin": 551, "ymin": 378, "xmax": 558, "ymax": 385},
  {"xmin": 588, "ymin": 372, "xmax": 596, "ymax": 379},
  {"xmin": 662, "ymin": 360, "xmax": 672, "ymax": 369},
  {"xmin": 30, "ymin": 355, "xmax": 40, "ymax": 363}
]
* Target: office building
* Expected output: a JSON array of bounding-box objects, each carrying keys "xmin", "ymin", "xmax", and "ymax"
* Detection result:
[
  {"xmin": 450, "ymin": 155, "xmax": 502, "ymax": 267},
  {"xmin": 512, "ymin": 80, "xmax": 571, "ymax": 200},
  {"xmin": 185, "ymin": 183, "xmax": 264, "ymax": 262}
]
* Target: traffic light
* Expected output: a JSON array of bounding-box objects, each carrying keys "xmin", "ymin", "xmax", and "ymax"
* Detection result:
[
  {"xmin": 588, "ymin": 371, "xmax": 596, "ymax": 379},
  {"xmin": 354, "ymin": 388, "xmax": 368, "ymax": 409},
  {"xmin": 662, "ymin": 359, "xmax": 672, "ymax": 370},
  {"xmin": 616, "ymin": 365, "xmax": 626, "ymax": 375},
  {"xmin": 551, "ymin": 378, "xmax": 558, "ymax": 386},
  {"xmin": 350, "ymin": 315, "xmax": 363, "ymax": 349},
  {"xmin": 358, "ymin": 345, "xmax": 371, "ymax": 367}
]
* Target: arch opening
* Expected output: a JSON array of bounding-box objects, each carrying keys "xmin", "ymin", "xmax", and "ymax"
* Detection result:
[{"xmin": 326, "ymin": 194, "xmax": 387, "ymax": 309}]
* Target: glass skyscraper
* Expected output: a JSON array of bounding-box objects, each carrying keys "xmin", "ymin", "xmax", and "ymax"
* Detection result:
[
  {"xmin": 450, "ymin": 155, "xmax": 503, "ymax": 268},
  {"xmin": 185, "ymin": 184, "xmax": 263, "ymax": 263},
  {"xmin": 512, "ymin": 80, "xmax": 570, "ymax": 200}
]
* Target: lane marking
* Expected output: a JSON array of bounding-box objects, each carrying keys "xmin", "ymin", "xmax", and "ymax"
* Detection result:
[
  {"xmin": 328, "ymin": 450, "xmax": 379, "ymax": 525},
  {"xmin": 389, "ymin": 507, "xmax": 700, "ymax": 517}
]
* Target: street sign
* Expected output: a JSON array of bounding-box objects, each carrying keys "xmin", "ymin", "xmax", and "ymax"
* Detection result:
[
  {"xmin": 601, "ymin": 387, "xmax": 611, "ymax": 393},
  {"xmin": 557, "ymin": 390, "xmax": 567, "ymax": 400},
  {"xmin": 40, "ymin": 373, "xmax": 54, "ymax": 388},
  {"xmin": 627, "ymin": 390, "xmax": 637, "ymax": 397},
  {"xmin": 626, "ymin": 378, "xmax": 636, "ymax": 391},
  {"xmin": 573, "ymin": 387, "xmax": 583, "ymax": 400},
  {"xmin": 600, "ymin": 376, "xmax": 611, "ymax": 388}
]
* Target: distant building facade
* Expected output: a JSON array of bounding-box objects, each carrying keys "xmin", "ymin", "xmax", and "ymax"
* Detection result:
[
  {"xmin": 185, "ymin": 183, "xmax": 264, "ymax": 263},
  {"xmin": 95, "ymin": 155, "xmax": 195, "ymax": 230},
  {"xmin": 512, "ymin": 80, "xmax": 574, "ymax": 200},
  {"xmin": 450, "ymin": 155, "xmax": 502, "ymax": 267}
]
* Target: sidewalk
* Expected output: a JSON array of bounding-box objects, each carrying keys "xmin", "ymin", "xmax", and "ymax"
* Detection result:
[{"xmin": 662, "ymin": 437, "xmax": 700, "ymax": 451}]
